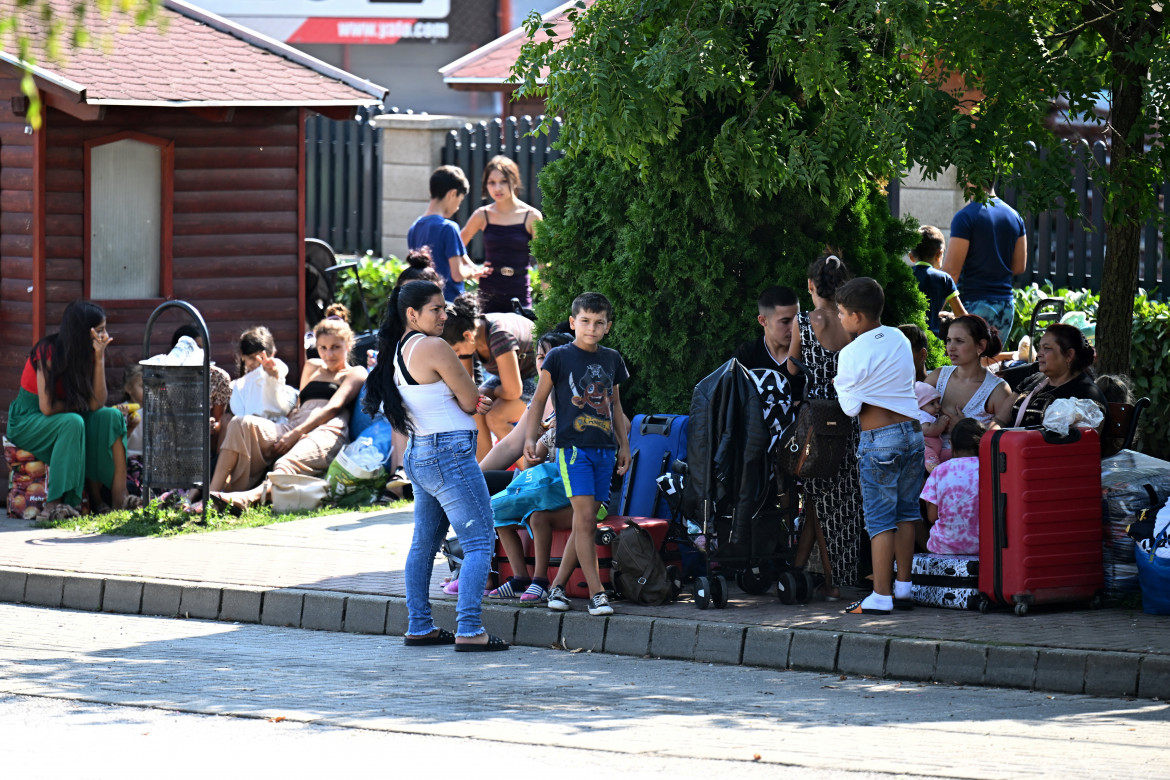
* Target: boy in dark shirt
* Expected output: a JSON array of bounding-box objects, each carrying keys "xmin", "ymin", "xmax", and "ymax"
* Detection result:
[
  {"xmin": 525, "ymin": 292, "xmax": 630, "ymax": 616},
  {"xmin": 406, "ymin": 166, "xmax": 483, "ymax": 302},
  {"xmin": 910, "ymin": 225, "xmax": 966, "ymax": 336}
]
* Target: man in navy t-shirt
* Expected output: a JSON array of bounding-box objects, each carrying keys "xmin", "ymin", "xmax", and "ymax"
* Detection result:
[
  {"xmin": 942, "ymin": 184, "xmax": 1027, "ymax": 338},
  {"xmin": 406, "ymin": 166, "xmax": 483, "ymax": 302}
]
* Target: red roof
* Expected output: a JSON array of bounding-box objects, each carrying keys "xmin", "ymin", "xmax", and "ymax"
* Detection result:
[
  {"xmin": 440, "ymin": 0, "xmax": 592, "ymax": 90},
  {"xmin": 0, "ymin": 0, "xmax": 386, "ymax": 106}
]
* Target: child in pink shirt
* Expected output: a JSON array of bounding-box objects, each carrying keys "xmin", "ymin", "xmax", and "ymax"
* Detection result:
[{"xmin": 920, "ymin": 417, "xmax": 985, "ymax": 555}]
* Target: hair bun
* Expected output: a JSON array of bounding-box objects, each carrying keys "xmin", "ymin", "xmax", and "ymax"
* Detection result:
[{"xmin": 406, "ymin": 248, "xmax": 433, "ymax": 269}]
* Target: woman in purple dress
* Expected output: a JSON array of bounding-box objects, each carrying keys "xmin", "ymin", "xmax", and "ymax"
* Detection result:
[{"xmin": 460, "ymin": 156, "xmax": 544, "ymax": 314}]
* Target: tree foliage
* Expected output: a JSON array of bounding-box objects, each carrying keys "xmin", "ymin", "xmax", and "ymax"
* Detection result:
[
  {"xmin": 516, "ymin": 0, "xmax": 1169, "ymax": 381},
  {"xmin": 514, "ymin": 1, "xmax": 927, "ymax": 413}
]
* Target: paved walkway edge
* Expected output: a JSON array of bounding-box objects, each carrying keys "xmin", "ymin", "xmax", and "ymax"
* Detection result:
[{"xmin": 2, "ymin": 566, "xmax": 1164, "ymax": 701}]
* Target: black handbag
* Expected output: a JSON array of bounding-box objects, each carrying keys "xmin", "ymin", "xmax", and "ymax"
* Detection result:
[{"xmin": 779, "ymin": 397, "xmax": 853, "ymax": 479}]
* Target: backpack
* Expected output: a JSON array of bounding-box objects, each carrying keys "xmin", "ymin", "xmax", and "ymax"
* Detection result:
[
  {"xmin": 778, "ymin": 398, "xmax": 852, "ymax": 479},
  {"xmin": 611, "ymin": 520, "xmax": 672, "ymax": 606}
]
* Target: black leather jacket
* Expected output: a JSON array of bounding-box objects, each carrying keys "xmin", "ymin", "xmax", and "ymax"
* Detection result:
[{"xmin": 681, "ymin": 359, "xmax": 771, "ymax": 542}]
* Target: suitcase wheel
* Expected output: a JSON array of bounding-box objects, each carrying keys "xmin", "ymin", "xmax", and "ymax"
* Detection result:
[
  {"xmin": 596, "ymin": 528, "xmax": 616, "ymax": 546},
  {"xmin": 1014, "ymin": 602, "xmax": 1029, "ymax": 617},
  {"xmin": 978, "ymin": 597, "xmax": 990, "ymax": 614},
  {"xmin": 694, "ymin": 576, "xmax": 712, "ymax": 610}
]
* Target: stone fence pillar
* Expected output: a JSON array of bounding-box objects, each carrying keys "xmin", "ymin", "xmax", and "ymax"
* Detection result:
[{"xmin": 372, "ymin": 114, "xmax": 469, "ymax": 260}]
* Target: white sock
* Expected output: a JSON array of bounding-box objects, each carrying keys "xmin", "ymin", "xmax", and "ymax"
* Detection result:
[
  {"xmin": 860, "ymin": 592, "xmax": 894, "ymax": 611},
  {"xmin": 894, "ymin": 580, "xmax": 913, "ymax": 599}
]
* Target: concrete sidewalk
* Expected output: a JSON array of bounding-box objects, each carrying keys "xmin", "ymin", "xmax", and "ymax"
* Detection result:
[{"xmin": 1, "ymin": 507, "xmax": 1166, "ymax": 700}]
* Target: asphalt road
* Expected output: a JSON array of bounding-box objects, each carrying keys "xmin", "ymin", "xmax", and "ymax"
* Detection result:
[{"xmin": 1, "ymin": 604, "xmax": 1166, "ymax": 779}]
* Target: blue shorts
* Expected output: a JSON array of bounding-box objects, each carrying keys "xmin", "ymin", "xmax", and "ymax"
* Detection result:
[
  {"xmin": 856, "ymin": 420, "xmax": 926, "ymax": 537},
  {"xmin": 557, "ymin": 446, "xmax": 615, "ymax": 504}
]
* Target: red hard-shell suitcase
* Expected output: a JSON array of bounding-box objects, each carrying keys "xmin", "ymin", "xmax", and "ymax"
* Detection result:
[
  {"xmin": 978, "ymin": 426, "xmax": 1104, "ymax": 615},
  {"xmin": 495, "ymin": 517, "xmax": 670, "ymax": 598}
]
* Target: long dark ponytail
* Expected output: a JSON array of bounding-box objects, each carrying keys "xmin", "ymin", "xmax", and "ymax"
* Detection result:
[
  {"xmin": 32, "ymin": 299, "xmax": 105, "ymax": 413},
  {"xmin": 363, "ymin": 280, "xmax": 443, "ymax": 436}
]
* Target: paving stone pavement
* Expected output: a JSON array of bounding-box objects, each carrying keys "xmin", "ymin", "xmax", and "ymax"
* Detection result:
[
  {"xmin": 1, "ymin": 509, "xmax": 1167, "ymax": 700},
  {"xmin": 2, "ymin": 603, "xmax": 1168, "ymax": 779}
]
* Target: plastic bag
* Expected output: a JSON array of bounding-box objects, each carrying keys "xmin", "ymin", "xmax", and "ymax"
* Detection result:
[
  {"xmin": 326, "ymin": 424, "xmax": 391, "ymax": 507},
  {"xmin": 1042, "ymin": 398, "xmax": 1104, "ymax": 436},
  {"xmin": 1100, "ymin": 450, "xmax": 1170, "ymax": 597}
]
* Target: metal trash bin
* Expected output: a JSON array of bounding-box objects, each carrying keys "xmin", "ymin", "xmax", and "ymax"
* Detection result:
[{"xmin": 141, "ymin": 301, "xmax": 211, "ymax": 519}]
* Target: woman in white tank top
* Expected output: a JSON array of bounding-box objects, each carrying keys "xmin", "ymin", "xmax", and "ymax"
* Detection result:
[
  {"xmin": 363, "ymin": 280, "xmax": 508, "ymax": 652},
  {"xmin": 925, "ymin": 315, "xmax": 1014, "ymax": 449}
]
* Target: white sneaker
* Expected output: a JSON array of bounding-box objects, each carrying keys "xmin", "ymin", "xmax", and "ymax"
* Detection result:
[
  {"xmin": 547, "ymin": 585, "xmax": 571, "ymax": 612},
  {"xmin": 587, "ymin": 591, "xmax": 613, "ymax": 616}
]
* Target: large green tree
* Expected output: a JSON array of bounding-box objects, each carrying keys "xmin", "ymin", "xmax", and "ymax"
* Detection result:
[
  {"xmin": 514, "ymin": 0, "xmax": 927, "ymax": 412},
  {"xmin": 913, "ymin": 0, "xmax": 1168, "ymax": 375},
  {"xmin": 517, "ymin": 0, "xmax": 1168, "ymax": 382}
]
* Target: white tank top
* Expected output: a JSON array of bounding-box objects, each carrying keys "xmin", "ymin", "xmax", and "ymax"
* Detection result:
[{"xmin": 395, "ymin": 332, "xmax": 476, "ymax": 436}]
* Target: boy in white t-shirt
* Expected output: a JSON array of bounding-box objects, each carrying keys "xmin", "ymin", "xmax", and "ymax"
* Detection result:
[{"xmin": 833, "ymin": 278, "xmax": 926, "ymax": 614}]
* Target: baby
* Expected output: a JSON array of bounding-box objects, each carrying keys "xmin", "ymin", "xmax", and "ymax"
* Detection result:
[{"xmin": 915, "ymin": 382, "xmax": 949, "ymax": 472}]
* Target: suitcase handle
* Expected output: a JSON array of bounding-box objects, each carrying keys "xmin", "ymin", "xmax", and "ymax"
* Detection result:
[
  {"xmin": 1040, "ymin": 427, "xmax": 1082, "ymax": 445},
  {"xmin": 639, "ymin": 414, "xmax": 676, "ymax": 436}
]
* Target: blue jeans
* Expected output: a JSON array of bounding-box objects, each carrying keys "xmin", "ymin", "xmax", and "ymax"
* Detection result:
[
  {"xmin": 856, "ymin": 421, "xmax": 926, "ymax": 537},
  {"xmin": 403, "ymin": 429, "xmax": 494, "ymax": 637},
  {"xmin": 965, "ymin": 298, "xmax": 1014, "ymax": 341}
]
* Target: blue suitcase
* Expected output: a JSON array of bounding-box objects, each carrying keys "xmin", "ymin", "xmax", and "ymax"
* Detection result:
[{"xmin": 618, "ymin": 414, "xmax": 689, "ymax": 519}]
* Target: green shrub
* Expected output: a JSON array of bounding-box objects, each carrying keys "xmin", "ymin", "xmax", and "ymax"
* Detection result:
[
  {"xmin": 532, "ymin": 150, "xmax": 927, "ymax": 414},
  {"xmin": 333, "ymin": 253, "xmax": 407, "ymax": 332}
]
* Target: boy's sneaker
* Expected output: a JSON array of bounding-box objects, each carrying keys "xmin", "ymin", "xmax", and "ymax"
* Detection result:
[
  {"xmin": 587, "ymin": 591, "xmax": 614, "ymax": 616},
  {"xmin": 547, "ymin": 585, "xmax": 571, "ymax": 612}
]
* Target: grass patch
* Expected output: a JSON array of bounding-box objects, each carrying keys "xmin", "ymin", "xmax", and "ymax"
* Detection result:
[{"xmin": 35, "ymin": 498, "xmax": 411, "ymax": 538}]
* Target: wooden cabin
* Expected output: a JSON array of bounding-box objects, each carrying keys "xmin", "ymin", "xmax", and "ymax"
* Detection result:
[{"xmin": 0, "ymin": 0, "xmax": 387, "ymax": 431}]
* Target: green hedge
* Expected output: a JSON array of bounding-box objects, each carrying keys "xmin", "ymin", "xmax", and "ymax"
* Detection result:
[
  {"xmin": 531, "ymin": 150, "xmax": 928, "ymax": 414},
  {"xmin": 1012, "ymin": 283, "xmax": 1169, "ymax": 460}
]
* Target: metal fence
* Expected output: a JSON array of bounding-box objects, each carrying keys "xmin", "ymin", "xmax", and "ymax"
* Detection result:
[
  {"xmin": 306, "ymin": 105, "xmax": 385, "ymax": 256},
  {"xmin": 441, "ymin": 115, "xmax": 565, "ymax": 260},
  {"xmin": 1006, "ymin": 141, "xmax": 1167, "ymax": 296}
]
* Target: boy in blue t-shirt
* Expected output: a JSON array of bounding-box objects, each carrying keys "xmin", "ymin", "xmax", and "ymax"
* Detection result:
[
  {"xmin": 525, "ymin": 292, "xmax": 631, "ymax": 616},
  {"xmin": 909, "ymin": 225, "xmax": 966, "ymax": 336},
  {"xmin": 406, "ymin": 165, "xmax": 483, "ymax": 302}
]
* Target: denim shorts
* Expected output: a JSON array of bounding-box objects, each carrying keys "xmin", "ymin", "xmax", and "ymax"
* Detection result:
[
  {"xmin": 557, "ymin": 446, "xmax": 616, "ymax": 503},
  {"xmin": 856, "ymin": 420, "xmax": 926, "ymax": 537}
]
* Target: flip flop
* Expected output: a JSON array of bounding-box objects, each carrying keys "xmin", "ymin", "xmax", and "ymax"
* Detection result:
[
  {"xmin": 403, "ymin": 629, "xmax": 456, "ymax": 646},
  {"xmin": 842, "ymin": 599, "xmax": 892, "ymax": 615},
  {"xmin": 454, "ymin": 634, "xmax": 510, "ymax": 652}
]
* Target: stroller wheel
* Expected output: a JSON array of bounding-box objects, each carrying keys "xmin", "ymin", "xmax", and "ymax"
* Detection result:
[
  {"xmin": 693, "ymin": 576, "xmax": 712, "ymax": 610},
  {"xmin": 795, "ymin": 570, "xmax": 816, "ymax": 603},
  {"xmin": 739, "ymin": 567, "xmax": 771, "ymax": 595},
  {"xmin": 712, "ymin": 575, "xmax": 729, "ymax": 609},
  {"xmin": 776, "ymin": 571, "xmax": 798, "ymax": 605}
]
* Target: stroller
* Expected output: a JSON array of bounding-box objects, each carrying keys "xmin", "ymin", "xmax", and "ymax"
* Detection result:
[{"xmin": 667, "ymin": 358, "xmax": 807, "ymax": 609}]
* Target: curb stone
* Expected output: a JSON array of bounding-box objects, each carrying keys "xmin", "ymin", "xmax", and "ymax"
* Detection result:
[{"xmin": 0, "ymin": 568, "xmax": 1161, "ymax": 701}]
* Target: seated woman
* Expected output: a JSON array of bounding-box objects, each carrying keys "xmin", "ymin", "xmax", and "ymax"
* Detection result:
[
  {"xmin": 1004, "ymin": 323, "xmax": 1106, "ymax": 430},
  {"xmin": 205, "ymin": 318, "xmax": 366, "ymax": 511},
  {"xmin": 442, "ymin": 292, "xmax": 537, "ymax": 461},
  {"xmin": 926, "ymin": 314, "xmax": 1014, "ymax": 446},
  {"xmin": 6, "ymin": 300, "xmax": 132, "ymax": 518}
]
